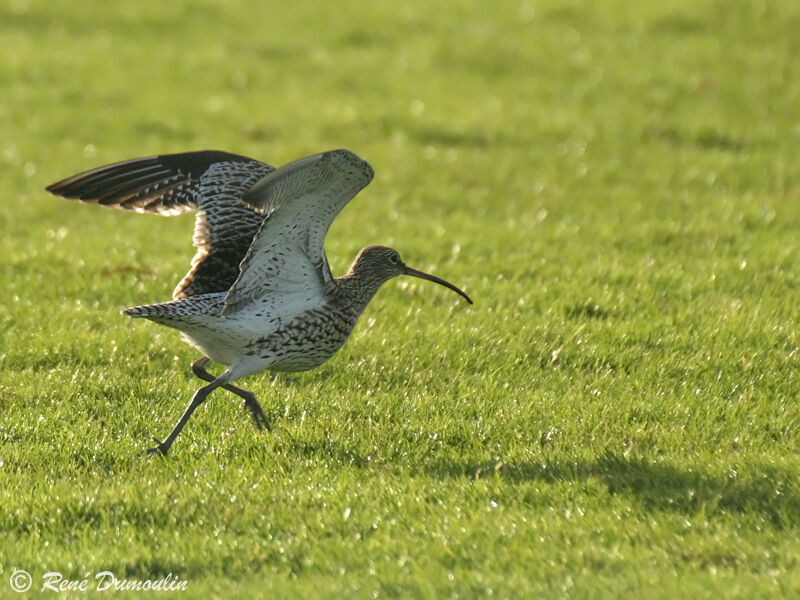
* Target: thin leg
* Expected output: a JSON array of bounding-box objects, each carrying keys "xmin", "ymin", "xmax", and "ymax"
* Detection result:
[
  {"xmin": 146, "ymin": 374, "xmax": 230, "ymax": 456},
  {"xmin": 191, "ymin": 357, "xmax": 271, "ymax": 432}
]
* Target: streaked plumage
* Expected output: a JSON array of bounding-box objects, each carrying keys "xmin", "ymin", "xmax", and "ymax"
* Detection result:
[
  {"xmin": 47, "ymin": 149, "xmax": 472, "ymax": 456},
  {"xmin": 47, "ymin": 150, "xmax": 273, "ymax": 299}
]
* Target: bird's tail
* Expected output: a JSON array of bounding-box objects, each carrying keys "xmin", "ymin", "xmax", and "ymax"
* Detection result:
[
  {"xmin": 122, "ymin": 300, "xmax": 200, "ymax": 327},
  {"xmin": 122, "ymin": 302, "xmax": 175, "ymax": 318},
  {"xmin": 121, "ymin": 293, "xmax": 225, "ymax": 323}
]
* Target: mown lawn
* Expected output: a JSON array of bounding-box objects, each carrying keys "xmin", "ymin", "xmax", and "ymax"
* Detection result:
[{"xmin": 1, "ymin": 0, "xmax": 799, "ymax": 597}]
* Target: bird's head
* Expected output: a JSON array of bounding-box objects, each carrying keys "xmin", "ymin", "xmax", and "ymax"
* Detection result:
[{"xmin": 350, "ymin": 245, "xmax": 473, "ymax": 304}]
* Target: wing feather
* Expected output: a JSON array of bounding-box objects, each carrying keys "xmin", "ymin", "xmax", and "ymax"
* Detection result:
[
  {"xmin": 46, "ymin": 150, "xmax": 275, "ymax": 297},
  {"xmin": 222, "ymin": 149, "xmax": 374, "ymax": 314}
]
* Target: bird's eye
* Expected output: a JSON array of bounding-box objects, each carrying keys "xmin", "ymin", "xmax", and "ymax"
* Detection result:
[{"xmin": 389, "ymin": 254, "xmax": 400, "ymax": 265}]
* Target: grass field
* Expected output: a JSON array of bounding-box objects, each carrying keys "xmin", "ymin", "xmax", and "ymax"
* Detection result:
[{"xmin": 2, "ymin": 0, "xmax": 800, "ymax": 597}]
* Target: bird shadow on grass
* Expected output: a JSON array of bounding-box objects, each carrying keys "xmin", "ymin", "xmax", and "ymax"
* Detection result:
[{"xmin": 426, "ymin": 452, "xmax": 800, "ymax": 527}]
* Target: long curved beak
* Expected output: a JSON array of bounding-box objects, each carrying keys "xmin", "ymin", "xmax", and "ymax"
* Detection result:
[{"xmin": 404, "ymin": 266, "xmax": 473, "ymax": 305}]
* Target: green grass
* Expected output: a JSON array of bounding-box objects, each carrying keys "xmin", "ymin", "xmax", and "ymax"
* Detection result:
[{"xmin": 2, "ymin": 0, "xmax": 800, "ymax": 597}]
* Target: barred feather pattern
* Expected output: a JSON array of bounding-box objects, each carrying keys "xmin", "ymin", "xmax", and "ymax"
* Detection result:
[
  {"xmin": 173, "ymin": 160, "xmax": 274, "ymax": 299},
  {"xmin": 121, "ymin": 293, "xmax": 226, "ymax": 324},
  {"xmin": 46, "ymin": 150, "xmax": 275, "ymax": 299}
]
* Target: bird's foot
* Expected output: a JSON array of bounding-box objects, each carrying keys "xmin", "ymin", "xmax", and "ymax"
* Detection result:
[
  {"xmin": 144, "ymin": 437, "xmax": 170, "ymax": 457},
  {"xmin": 244, "ymin": 398, "xmax": 272, "ymax": 432},
  {"xmin": 250, "ymin": 407, "xmax": 273, "ymax": 433}
]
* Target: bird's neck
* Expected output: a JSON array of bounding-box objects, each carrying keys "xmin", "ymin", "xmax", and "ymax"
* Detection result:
[{"xmin": 329, "ymin": 269, "xmax": 385, "ymax": 317}]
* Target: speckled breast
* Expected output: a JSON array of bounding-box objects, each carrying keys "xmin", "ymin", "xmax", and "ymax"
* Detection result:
[{"xmin": 245, "ymin": 306, "xmax": 360, "ymax": 372}]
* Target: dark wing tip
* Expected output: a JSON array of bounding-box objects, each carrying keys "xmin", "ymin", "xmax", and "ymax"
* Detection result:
[
  {"xmin": 45, "ymin": 150, "xmax": 258, "ymax": 198},
  {"xmin": 44, "ymin": 150, "xmax": 269, "ymax": 218},
  {"xmin": 45, "ymin": 174, "xmax": 91, "ymax": 197},
  {"xmin": 44, "ymin": 156, "xmax": 166, "ymax": 200}
]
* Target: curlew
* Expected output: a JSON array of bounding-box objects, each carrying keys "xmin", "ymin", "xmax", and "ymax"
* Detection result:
[{"xmin": 47, "ymin": 149, "xmax": 472, "ymax": 455}]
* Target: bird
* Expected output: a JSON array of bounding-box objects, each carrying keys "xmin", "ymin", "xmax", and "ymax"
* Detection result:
[{"xmin": 46, "ymin": 148, "xmax": 473, "ymax": 456}]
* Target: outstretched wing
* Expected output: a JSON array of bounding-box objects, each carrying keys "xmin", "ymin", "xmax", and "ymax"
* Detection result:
[
  {"xmin": 222, "ymin": 149, "xmax": 374, "ymax": 314},
  {"xmin": 46, "ymin": 150, "xmax": 275, "ymax": 298}
]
